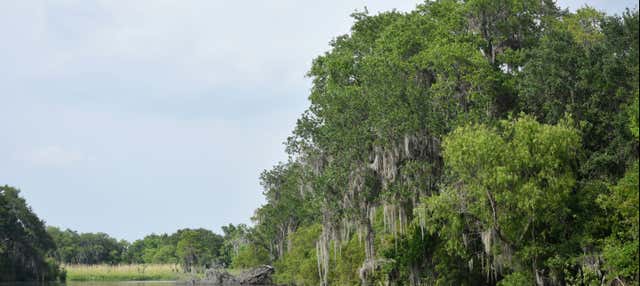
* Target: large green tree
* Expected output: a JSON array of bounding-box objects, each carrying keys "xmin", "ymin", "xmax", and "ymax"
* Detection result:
[
  {"xmin": 223, "ymin": 1, "xmax": 639, "ymax": 285},
  {"xmin": 421, "ymin": 116, "xmax": 581, "ymax": 284},
  {"xmin": 175, "ymin": 228, "xmax": 224, "ymax": 271},
  {"xmin": 1, "ymin": 186, "xmax": 63, "ymax": 281}
]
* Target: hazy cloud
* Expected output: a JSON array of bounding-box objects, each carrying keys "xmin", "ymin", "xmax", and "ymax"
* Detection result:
[{"xmin": 22, "ymin": 146, "xmax": 89, "ymax": 168}]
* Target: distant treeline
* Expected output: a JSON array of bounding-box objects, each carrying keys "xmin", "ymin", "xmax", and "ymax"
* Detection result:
[
  {"xmin": 1, "ymin": 184, "xmax": 254, "ymax": 281},
  {"xmin": 47, "ymin": 224, "xmax": 249, "ymax": 270}
]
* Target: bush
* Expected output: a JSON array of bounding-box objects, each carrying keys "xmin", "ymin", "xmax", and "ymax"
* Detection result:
[{"xmin": 231, "ymin": 244, "xmax": 270, "ymax": 269}]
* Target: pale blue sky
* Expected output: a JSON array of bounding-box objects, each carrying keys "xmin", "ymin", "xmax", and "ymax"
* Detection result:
[{"xmin": 1, "ymin": 0, "xmax": 636, "ymax": 241}]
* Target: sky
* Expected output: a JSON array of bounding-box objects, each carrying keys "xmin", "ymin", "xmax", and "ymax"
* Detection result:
[{"xmin": 1, "ymin": 0, "xmax": 636, "ymax": 242}]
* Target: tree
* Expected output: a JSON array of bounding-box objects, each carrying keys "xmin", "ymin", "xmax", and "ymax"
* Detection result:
[
  {"xmin": 597, "ymin": 90, "xmax": 640, "ymax": 284},
  {"xmin": 253, "ymin": 162, "xmax": 318, "ymax": 261},
  {"xmin": 1, "ymin": 185, "xmax": 63, "ymax": 281},
  {"xmin": 47, "ymin": 227, "xmax": 127, "ymax": 265},
  {"xmin": 175, "ymin": 229, "xmax": 223, "ymax": 271},
  {"xmin": 221, "ymin": 2, "xmax": 639, "ymax": 285},
  {"xmin": 421, "ymin": 115, "xmax": 581, "ymax": 284},
  {"xmin": 219, "ymin": 223, "xmax": 250, "ymax": 267}
]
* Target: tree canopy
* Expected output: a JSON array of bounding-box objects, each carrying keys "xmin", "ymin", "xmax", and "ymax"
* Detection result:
[
  {"xmin": 2, "ymin": 1, "xmax": 638, "ymax": 285},
  {"xmin": 242, "ymin": 1, "xmax": 639, "ymax": 285},
  {"xmin": 0, "ymin": 186, "xmax": 64, "ymax": 281}
]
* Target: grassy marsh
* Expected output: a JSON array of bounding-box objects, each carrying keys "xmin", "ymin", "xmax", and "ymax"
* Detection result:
[{"xmin": 64, "ymin": 264, "xmax": 186, "ymax": 281}]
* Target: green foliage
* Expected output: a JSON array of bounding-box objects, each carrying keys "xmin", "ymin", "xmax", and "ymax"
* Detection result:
[
  {"xmin": 47, "ymin": 226, "xmax": 128, "ymax": 265},
  {"xmin": 5, "ymin": 1, "xmax": 638, "ymax": 285},
  {"xmin": 330, "ymin": 234, "xmax": 366, "ymax": 285},
  {"xmin": 273, "ymin": 224, "xmax": 322, "ymax": 285},
  {"xmin": 0, "ymin": 185, "xmax": 64, "ymax": 281},
  {"xmin": 629, "ymin": 91, "xmax": 640, "ymax": 139},
  {"xmin": 599, "ymin": 161, "xmax": 640, "ymax": 282},
  {"xmin": 48, "ymin": 226, "xmax": 224, "ymax": 273},
  {"xmin": 565, "ymin": 7, "xmax": 606, "ymax": 47},
  {"xmin": 421, "ymin": 116, "xmax": 581, "ymax": 283},
  {"xmin": 231, "ymin": 244, "xmax": 270, "ymax": 269},
  {"xmin": 174, "ymin": 229, "xmax": 224, "ymax": 271},
  {"xmin": 125, "ymin": 233, "xmax": 177, "ymax": 264},
  {"xmin": 497, "ymin": 271, "xmax": 532, "ymax": 286},
  {"xmin": 248, "ymin": 2, "xmax": 639, "ymax": 285},
  {"xmin": 250, "ymin": 161, "xmax": 321, "ymax": 265},
  {"xmin": 219, "ymin": 223, "xmax": 250, "ymax": 267}
]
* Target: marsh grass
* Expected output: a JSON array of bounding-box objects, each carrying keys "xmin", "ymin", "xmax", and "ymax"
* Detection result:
[{"xmin": 64, "ymin": 264, "xmax": 189, "ymax": 281}]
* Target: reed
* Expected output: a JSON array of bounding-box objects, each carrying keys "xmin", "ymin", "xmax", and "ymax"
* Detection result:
[{"xmin": 64, "ymin": 264, "xmax": 187, "ymax": 281}]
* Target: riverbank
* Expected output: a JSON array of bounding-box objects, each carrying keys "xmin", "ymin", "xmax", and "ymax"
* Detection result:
[{"xmin": 64, "ymin": 264, "xmax": 187, "ymax": 281}]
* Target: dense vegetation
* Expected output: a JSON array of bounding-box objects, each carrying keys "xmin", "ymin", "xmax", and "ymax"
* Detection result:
[
  {"xmin": 1, "ymin": 186, "xmax": 242, "ymax": 281},
  {"xmin": 0, "ymin": 186, "xmax": 65, "ymax": 281},
  {"xmin": 2, "ymin": 1, "xmax": 637, "ymax": 285},
  {"xmin": 229, "ymin": 1, "xmax": 639, "ymax": 285},
  {"xmin": 64, "ymin": 264, "xmax": 183, "ymax": 281},
  {"xmin": 48, "ymin": 226, "xmax": 234, "ymax": 271},
  {"xmin": 1, "ymin": 186, "xmax": 250, "ymax": 281},
  {"xmin": 47, "ymin": 226, "xmax": 129, "ymax": 265}
]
